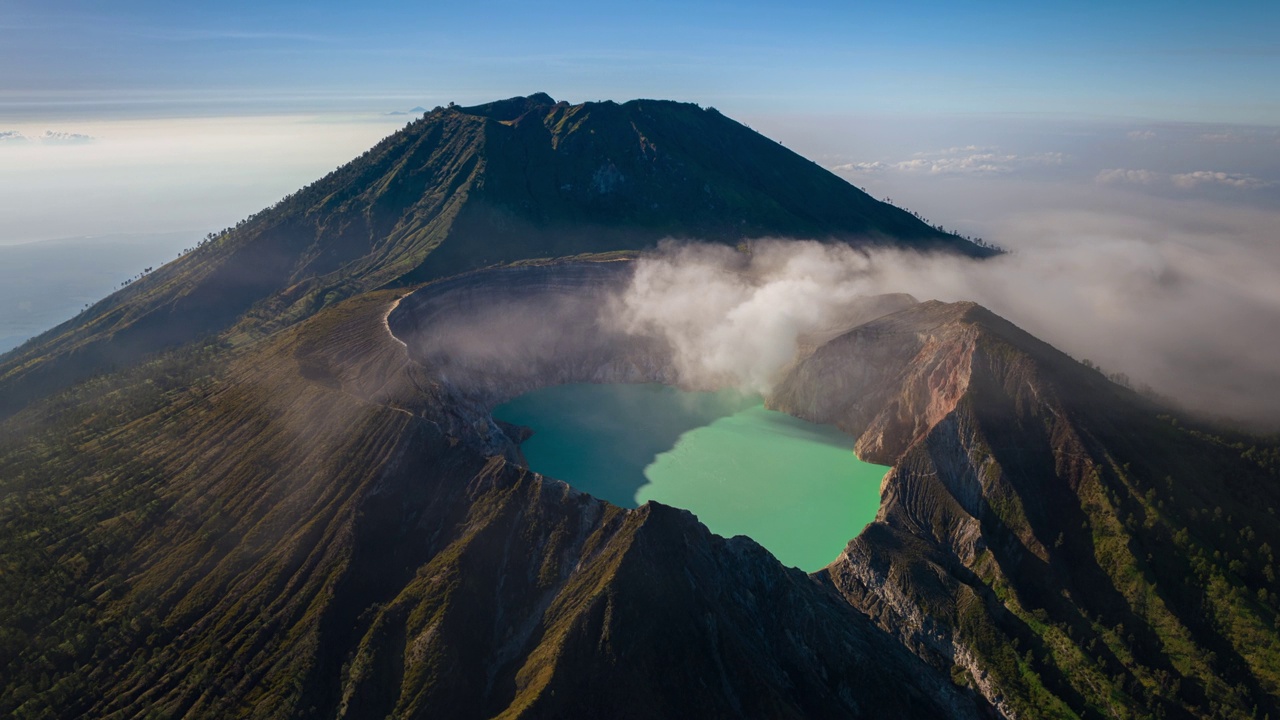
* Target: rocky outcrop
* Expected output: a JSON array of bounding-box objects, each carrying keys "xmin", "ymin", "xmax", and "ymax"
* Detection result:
[{"xmin": 771, "ymin": 300, "xmax": 978, "ymax": 465}]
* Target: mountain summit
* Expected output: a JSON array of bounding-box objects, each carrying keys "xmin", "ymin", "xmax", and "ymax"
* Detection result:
[{"xmin": 0, "ymin": 94, "xmax": 984, "ymax": 419}]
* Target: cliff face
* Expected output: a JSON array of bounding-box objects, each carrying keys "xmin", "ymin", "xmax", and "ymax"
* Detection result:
[
  {"xmin": 386, "ymin": 260, "xmax": 921, "ymax": 458},
  {"xmin": 772, "ymin": 300, "xmax": 979, "ymax": 467},
  {"xmin": 773, "ymin": 302, "xmax": 1280, "ymax": 719}
]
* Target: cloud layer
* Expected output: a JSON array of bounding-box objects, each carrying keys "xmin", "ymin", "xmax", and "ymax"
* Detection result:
[
  {"xmin": 0, "ymin": 115, "xmax": 397, "ymax": 245},
  {"xmin": 833, "ymin": 146, "xmax": 1065, "ymax": 176},
  {"xmin": 39, "ymin": 130, "xmax": 95, "ymax": 145},
  {"xmin": 1171, "ymin": 170, "xmax": 1272, "ymax": 189},
  {"xmin": 0, "ymin": 130, "xmax": 96, "ymax": 146}
]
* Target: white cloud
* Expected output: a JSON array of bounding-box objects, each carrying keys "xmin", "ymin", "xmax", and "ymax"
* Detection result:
[
  {"xmin": 830, "ymin": 161, "xmax": 890, "ymax": 173},
  {"xmin": 612, "ymin": 223, "xmax": 1280, "ymax": 429},
  {"xmin": 0, "ymin": 115, "xmax": 395, "ymax": 244},
  {"xmin": 1096, "ymin": 168, "xmax": 1273, "ymax": 191},
  {"xmin": 1171, "ymin": 170, "xmax": 1272, "ymax": 189},
  {"xmin": 40, "ymin": 130, "xmax": 94, "ymax": 145},
  {"xmin": 923, "ymin": 145, "xmax": 986, "ymax": 156},
  {"xmin": 1096, "ymin": 168, "xmax": 1160, "ymax": 185},
  {"xmin": 1127, "ymin": 130, "xmax": 1157, "ymax": 140},
  {"xmin": 832, "ymin": 147, "xmax": 1065, "ymax": 176},
  {"xmin": 895, "ymin": 155, "xmax": 1016, "ymax": 174},
  {"xmin": 0, "ymin": 130, "xmax": 98, "ymax": 147}
]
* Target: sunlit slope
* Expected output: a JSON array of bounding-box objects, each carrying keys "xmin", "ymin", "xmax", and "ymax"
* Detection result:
[{"xmin": 0, "ymin": 94, "xmax": 981, "ymax": 420}]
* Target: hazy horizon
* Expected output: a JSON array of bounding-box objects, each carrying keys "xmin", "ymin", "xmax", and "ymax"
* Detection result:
[{"xmin": 3, "ymin": 104, "xmax": 1277, "ymax": 245}]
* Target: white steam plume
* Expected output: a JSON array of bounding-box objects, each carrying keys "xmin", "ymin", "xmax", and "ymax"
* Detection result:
[
  {"xmin": 612, "ymin": 241, "xmax": 907, "ymax": 394},
  {"xmin": 611, "ymin": 231, "xmax": 1280, "ymax": 430}
]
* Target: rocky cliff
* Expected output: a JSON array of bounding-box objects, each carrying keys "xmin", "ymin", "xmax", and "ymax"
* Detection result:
[{"xmin": 773, "ymin": 301, "xmax": 1280, "ymax": 719}]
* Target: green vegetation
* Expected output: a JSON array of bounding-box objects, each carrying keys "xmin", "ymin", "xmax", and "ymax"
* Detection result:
[
  {"xmin": 905, "ymin": 326, "xmax": 1280, "ymax": 718},
  {"xmin": 0, "ymin": 339, "xmax": 231, "ymax": 717},
  {"xmin": 775, "ymin": 302, "xmax": 1280, "ymax": 718}
]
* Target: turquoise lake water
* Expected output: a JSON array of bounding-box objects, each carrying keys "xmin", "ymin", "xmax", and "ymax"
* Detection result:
[{"xmin": 493, "ymin": 383, "xmax": 887, "ymax": 571}]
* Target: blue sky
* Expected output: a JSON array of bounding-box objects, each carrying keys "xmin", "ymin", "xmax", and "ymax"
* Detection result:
[{"xmin": 4, "ymin": 0, "xmax": 1279, "ymax": 123}]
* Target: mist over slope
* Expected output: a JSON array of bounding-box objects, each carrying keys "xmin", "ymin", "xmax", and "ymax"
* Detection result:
[{"xmin": 610, "ymin": 238, "xmax": 1280, "ymax": 429}]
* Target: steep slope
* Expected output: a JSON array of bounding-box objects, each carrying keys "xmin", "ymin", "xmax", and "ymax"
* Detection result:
[
  {"xmin": 0, "ymin": 94, "xmax": 981, "ymax": 421},
  {"xmin": 0, "ymin": 274, "xmax": 985, "ymax": 719},
  {"xmin": 773, "ymin": 302, "xmax": 1280, "ymax": 719}
]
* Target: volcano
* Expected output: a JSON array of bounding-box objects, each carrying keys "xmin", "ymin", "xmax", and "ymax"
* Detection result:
[{"xmin": 1, "ymin": 96, "xmax": 1276, "ymax": 719}]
